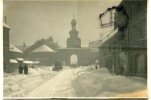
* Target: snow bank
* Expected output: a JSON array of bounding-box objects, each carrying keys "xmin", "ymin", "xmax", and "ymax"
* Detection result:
[
  {"xmin": 29, "ymin": 68, "xmax": 40, "ymax": 75},
  {"xmin": 72, "ymin": 67, "xmax": 147, "ymax": 97},
  {"xmin": 75, "ymin": 65, "xmax": 95, "ymax": 76},
  {"xmin": 4, "ymin": 66, "xmax": 58, "ymax": 97}
]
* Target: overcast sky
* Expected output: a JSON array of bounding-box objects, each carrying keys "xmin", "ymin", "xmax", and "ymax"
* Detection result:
[{"xmin": 4, "ymin": 0, "xmax": 122, "ymax": 47}]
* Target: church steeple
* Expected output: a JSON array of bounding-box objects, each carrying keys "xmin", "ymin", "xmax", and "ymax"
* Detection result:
[
  {"xmin": 67, "ymin": 14, "xmax": 81, "ymax": 48},
  {"xmin": 69, "ymin": 15, "xmax": 78, "ymax": 39},
  {"xmin": 71, "ymin": 13, "xmax": 76, "ymax": 30}
]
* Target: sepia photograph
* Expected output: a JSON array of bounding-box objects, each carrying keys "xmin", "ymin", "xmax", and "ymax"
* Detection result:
[{"xmin": 2, "ymin": 0, "xmax": 148, "ymax": 99}]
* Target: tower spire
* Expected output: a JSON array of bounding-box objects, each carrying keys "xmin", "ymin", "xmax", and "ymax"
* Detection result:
[
  {"xmin": 67, "ymin": 13, "xmax": 81, "ymax": 48},
  {"xmin": 71, "ymin": 13, "xmax": 76, "ymax": 29}
]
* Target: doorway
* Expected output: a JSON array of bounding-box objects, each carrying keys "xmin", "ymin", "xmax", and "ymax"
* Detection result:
[{"xmin": 70, "ymin": 54, "xmax": 78, "ymax": 67}]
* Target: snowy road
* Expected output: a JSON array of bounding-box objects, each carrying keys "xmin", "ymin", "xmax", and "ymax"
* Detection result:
[
  {"xmin": 4, "ymin": 66, "xmax": 147, "ymax": 97},
  {"xmin": 27, "ymin": 68, "xmax": 77, "ymax": 97}
]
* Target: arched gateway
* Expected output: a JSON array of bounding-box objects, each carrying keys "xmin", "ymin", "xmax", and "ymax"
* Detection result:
[{"xmin": 70, "ymin": 54, "xmax": 78, "ymax": 67}]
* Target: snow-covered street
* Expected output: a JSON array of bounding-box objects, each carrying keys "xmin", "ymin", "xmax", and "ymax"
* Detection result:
[
  {"xmin": 27, "ymin": 68, "xmax": 76, "ymax": 97},
  {"xmin": 4, "ymin": 66, "xmax": 147, "ymax": 98},
  {"xmin": 4, "ymin": 67, "xmax": 58, "ymax": 97}
]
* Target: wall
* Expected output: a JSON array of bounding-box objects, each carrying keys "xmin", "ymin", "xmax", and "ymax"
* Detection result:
[
  {"xmin": 3, "ymin": 26, "xmax": 10, "ymax": 72},
  {"xmin": 99, "ymin": 0, "xmax": 147, "ymax": 77},
  {"xmin": 55, "ymin": 48, "xmax": 99, "ymax": 66},
  {"xmin": 28, "ymin": 48, "xmax": 99, "ymax": 66}
]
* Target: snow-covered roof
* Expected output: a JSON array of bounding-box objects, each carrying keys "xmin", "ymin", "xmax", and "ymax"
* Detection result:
[
  {"xmin": 31, "ymin": 44, "xmax": 55, "ymax": 52},
  {"xmin": 3, "ymin": 22, "xmax": 10, "ymax": 29},
  {"xmin": 16, "ymin": 58, "xmax": 24, "ymax": 61},
  {"xmin": 9, "ymin": 59, "xmax": 18, "ymax": 63},
  {"xmin": 23, "ymin": 61, "xmax": 34, "ymax": 64},
  {"xmin": 9, "ymin": 44, "xmax": 23, "ymax": 53},
  {"xmin": 33, "ymin": 61, "xmax": 40, "ymax": 64}
]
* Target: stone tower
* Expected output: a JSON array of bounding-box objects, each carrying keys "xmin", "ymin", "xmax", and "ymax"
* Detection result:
[{"xmin": 67, "ymin": 15, "xmax": 81, "ymax": 48}]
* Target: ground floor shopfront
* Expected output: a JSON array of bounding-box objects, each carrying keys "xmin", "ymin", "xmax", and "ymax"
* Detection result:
[{"xmin": 99, "ymin": 47, "xmax": 147, "ymax": 77}]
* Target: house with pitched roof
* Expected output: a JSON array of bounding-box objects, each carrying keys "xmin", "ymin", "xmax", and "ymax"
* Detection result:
[{"xmin": 29, "ymin": 44, "xmax": 56, "ymax": 65}]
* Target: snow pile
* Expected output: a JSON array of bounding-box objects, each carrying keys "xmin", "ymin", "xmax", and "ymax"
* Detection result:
[
  {"xmin": 29, "ymin": 68, "xmax": 40, "ymax": 75},
  {"xmin": 75, "ymin": 65, "xmax": 95, "ymax": 76},
  {"xmin": 72, "ymin": 67, "xmax": 147, "ymax": 97},
  {"xmin": 28, "ymin": 67, "xmax": 53, "ymax": 75},
  {"xmin": 4, "ymin": 66, "xmax": 58, "ymax": 97},
  {"xmin": 4, "ymin": 75, "xmax": 27, "ymax": 97}
]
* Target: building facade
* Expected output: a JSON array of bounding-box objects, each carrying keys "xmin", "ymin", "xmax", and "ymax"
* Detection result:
[
  {"xmin": 23, "ymin": 37, "xmax": 58, "ymax": 65},
  {"xmin": 99, "ymin": 0, "xmax": 147, "ymax": 77},
  {"xmin": 55, "ymin": 48, "xmax": 98, "ymax": 66},
  {"xmin": 3, "ymin": 23, "xmax": 10, "ymax": 72},
  {"xmin": 9, "ymin": 44, "xmax": 23, "ymax": 72}
]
